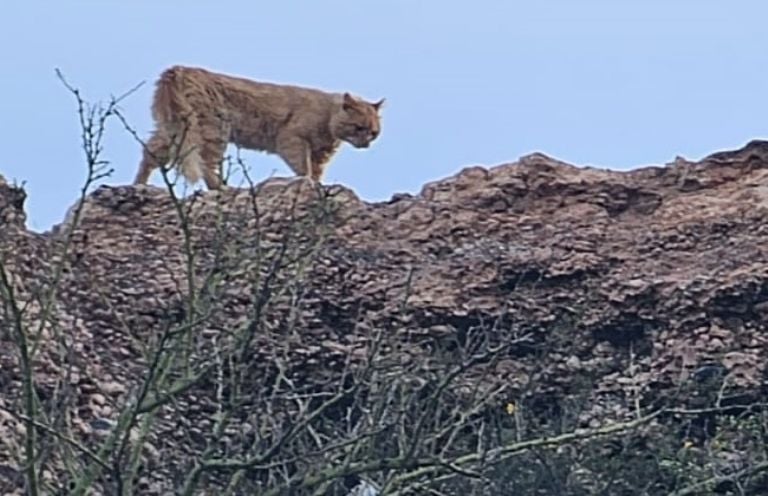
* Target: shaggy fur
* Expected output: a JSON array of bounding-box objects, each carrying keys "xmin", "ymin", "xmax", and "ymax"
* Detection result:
[{"xmin": 134, "ymin": 65, "xmax": 384, "ymax": 189}]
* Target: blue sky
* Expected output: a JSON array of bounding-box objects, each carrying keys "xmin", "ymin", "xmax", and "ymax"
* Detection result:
[{"xmin": 2, "ymin": 1, "xmax": 766, "ymax": 231}]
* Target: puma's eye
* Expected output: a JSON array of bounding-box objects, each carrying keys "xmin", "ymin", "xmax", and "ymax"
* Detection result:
[{"xmin": 355, "ymin": 125, "xmax": 369, "ymax": 132}]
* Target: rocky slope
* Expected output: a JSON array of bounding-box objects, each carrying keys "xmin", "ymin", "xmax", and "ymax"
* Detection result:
[{"xmin": 2, "ymin": 141, "xmax": 768, "ymax": 494}]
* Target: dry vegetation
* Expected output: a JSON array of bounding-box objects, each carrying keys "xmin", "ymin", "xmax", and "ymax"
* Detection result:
[{"xmin": 0, "ymin": 75, "xmax": 767, "ymax": 495}]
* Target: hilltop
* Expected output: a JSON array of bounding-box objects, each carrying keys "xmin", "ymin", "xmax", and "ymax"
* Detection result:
[{"xmin": 1, "ymin": 142, "xmax": 768, "ymax": 494}]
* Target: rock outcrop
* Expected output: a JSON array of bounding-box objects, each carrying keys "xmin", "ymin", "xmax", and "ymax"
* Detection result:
[
  {"xmin": 2, "ymin": 141, "xmax": 768, "ymax": 494},
  {"xmin": 0, "ymin": 176, "xmax": 26, "ymax": 230}
]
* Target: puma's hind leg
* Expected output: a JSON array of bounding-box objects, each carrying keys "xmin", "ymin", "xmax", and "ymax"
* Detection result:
[
  {"xmin": 195, "ymin": 135, "xmax": 227, "ymax": 190},
  {"xmin": 134, "ymin": 130, "xmax": 171, "ymax": 185}
]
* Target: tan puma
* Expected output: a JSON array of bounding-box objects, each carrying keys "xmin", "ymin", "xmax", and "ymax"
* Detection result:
[{"xmin": 133, "ymin": 65, "xmax": 384, "ymax": 190}]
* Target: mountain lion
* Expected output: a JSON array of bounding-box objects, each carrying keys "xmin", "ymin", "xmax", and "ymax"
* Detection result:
[{"xmin": 133, "ymin": 65, "xmax": 384, "ymax": 190}]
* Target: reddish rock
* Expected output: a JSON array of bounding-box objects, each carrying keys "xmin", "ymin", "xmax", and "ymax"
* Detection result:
[{"xmin": 3, "ymin": 140, "xmax": 768, "ymax": 493}]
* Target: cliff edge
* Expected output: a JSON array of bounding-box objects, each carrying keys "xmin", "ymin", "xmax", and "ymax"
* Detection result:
[{"xmin": 2, "ymin": 142, "xmax": 768, "ymax": 494}]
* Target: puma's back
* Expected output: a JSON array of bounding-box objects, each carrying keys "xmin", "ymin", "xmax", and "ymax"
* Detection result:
[{"xmin": 134, "ymin": 65, "xmax": 384, "ymax": 189}]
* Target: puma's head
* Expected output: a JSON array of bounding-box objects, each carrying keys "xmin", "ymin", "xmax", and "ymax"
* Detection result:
[{"xmin": 332, "ymin": 93, "xmax": 384, "ymax": 148}]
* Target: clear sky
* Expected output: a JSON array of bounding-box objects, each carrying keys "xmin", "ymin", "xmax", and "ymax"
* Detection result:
[{"xmin": 2, "ymin": 1, "xmax": 766, "ymax": 231}]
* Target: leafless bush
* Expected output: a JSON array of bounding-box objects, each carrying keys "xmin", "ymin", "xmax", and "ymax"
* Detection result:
[{"xmin": 1, "ymin": 73, "xmax": 767, "ymax": 496}]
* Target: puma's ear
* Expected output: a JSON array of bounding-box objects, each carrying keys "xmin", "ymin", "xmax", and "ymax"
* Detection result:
[
  {"xmin": 372, "ymin": 98, "xmax": 385, "ymax": 111},
  {"xmin": 342, "ymin": 92, "xmax": 356, "ymax": 110}
]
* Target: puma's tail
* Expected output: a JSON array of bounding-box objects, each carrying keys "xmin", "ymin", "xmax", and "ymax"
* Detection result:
[
  {"xmin": 151, "ymin": 66, "xmax": 202, "ymax": 184},
  {"xmin": 151, "ymin": 66, "xmax": 193, "ymax": 130}
]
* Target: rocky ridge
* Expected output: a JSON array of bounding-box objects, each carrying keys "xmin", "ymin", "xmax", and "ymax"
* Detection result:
[{"xmin": 2, "ymin": 141, "xmax": 768, "ymax": 493}]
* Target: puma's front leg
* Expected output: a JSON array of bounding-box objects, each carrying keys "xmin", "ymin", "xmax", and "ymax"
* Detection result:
[
  {"xmin": 276, "ymin": 137, "xmax": 312, "ymax": 178},
  {"xmin": 309, "ymin": 161, "xmax": 327, "ymax": 182}
]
